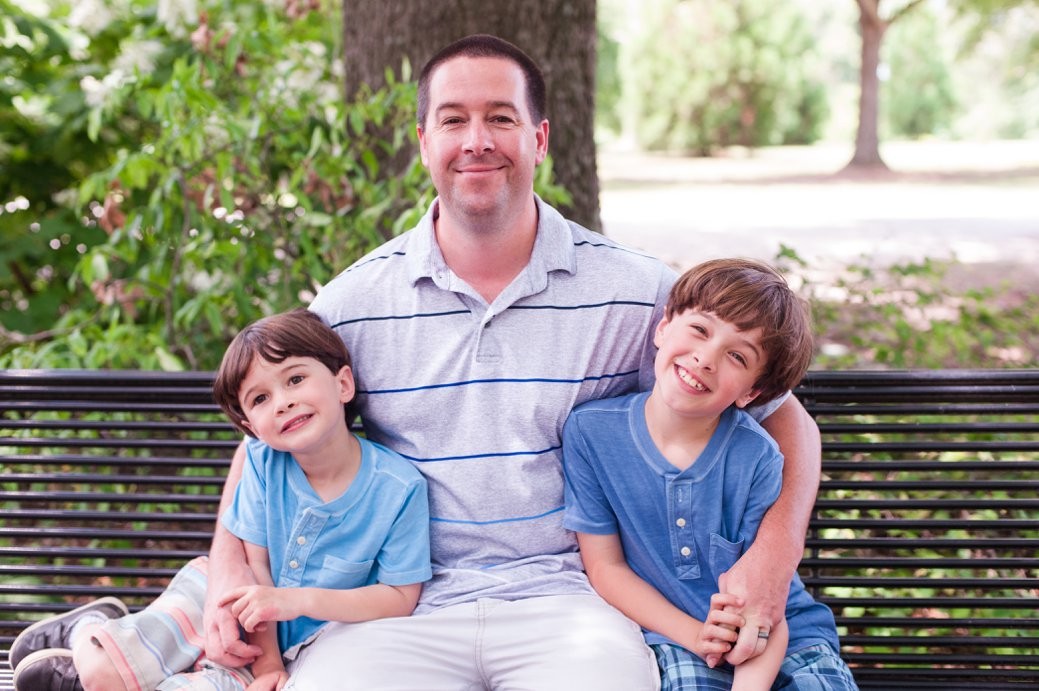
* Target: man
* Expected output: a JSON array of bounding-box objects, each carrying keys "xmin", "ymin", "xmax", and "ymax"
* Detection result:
[{"xmin": 204, "ymin": 34, "xmax": 821, "ymax": 690}]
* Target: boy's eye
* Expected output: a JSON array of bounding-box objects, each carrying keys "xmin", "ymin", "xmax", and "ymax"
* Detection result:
[
  {"xmin": 251, "ymin": 393, "xmax": 269, "ymax": 406},
  {"xmin": 288, "ymin": 374, "xmax": 305, "ymax": 385},
  {"xmin": 730, "ymin": 352, "xmax": 748, "ymax": 366}
]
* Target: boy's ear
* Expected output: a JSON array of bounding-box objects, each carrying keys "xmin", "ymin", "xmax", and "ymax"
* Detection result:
[
  {"xmin": 653, "ymin": 316, "xmax": 670, "ymax": 348},
  {"xmin": 337, "ymin": 365, "xmax": 356, "ymax": 403},
  {"xmin": 734, "ymin": 388, "xmax": 762, "ymax": 409},
  {"xmin": 239, "ymin": 418, "xmax": 256, "ymax": 436}
]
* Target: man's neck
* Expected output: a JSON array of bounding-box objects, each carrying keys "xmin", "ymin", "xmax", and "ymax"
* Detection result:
[{"xmin": 434, "ymin": 197, "xmax": 539, "ymax": 303}]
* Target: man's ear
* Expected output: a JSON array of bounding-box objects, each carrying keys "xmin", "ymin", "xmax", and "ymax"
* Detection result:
[
  {"xmin": 735, "ymin": 389, "xmax": 762, "ymax": 409},
  {"xmin": 337, "ymin": 365, "xmax": 356, "ymax": 403}
]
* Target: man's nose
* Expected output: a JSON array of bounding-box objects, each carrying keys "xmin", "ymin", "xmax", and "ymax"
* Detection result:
[{"xmin": 463, "ymin": 120, "xmax": 494, "ymax": 153}]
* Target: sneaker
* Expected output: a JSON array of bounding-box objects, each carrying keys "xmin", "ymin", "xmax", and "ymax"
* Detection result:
[
  {"xmin": 13, "ymin": 649, "xmax": 83, "ymax": 691},
  {"xmin": 9, "ymin": 597, "xmax": 128, "ymax": 669}
]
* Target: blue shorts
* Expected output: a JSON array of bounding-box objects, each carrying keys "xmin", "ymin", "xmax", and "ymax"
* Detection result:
[{"xmin": 653, "ymin": 642, "xmax": 859, "ymax": 691}]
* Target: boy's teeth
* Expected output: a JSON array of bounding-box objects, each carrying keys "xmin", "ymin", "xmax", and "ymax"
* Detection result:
[{"xmin": 678, "ymin": 367, "xmax": 705, "ymax": 391}]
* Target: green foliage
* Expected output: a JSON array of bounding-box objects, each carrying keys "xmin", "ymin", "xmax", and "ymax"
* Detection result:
[
  {"xmin": 776, "ymin": 247, "xmax": 1039, "ymax": 369},
  {"xmin": 1, "ymin": 0, "xmax": 434, "ymax": 370},
  {"xmin": 625, "ymin": 0, "xmax": 829, "ymax": 154},
  {"xmin": 883, "ymin": 8, "xmax": 958, "ymax": 138}
]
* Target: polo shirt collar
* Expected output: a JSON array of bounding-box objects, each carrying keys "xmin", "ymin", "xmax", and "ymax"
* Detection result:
[{"xmin": 404, "ymin": 194, "xmax": 577, "ymax": 289}]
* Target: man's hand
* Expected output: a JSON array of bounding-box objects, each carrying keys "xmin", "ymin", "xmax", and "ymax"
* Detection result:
[
  {"xmin": 203, "ymin": 597, "xmax": 263, "ymax": 667},
  {"xmin": 716, "ymin": 561, "xmax": 788, "ymax": 665}
]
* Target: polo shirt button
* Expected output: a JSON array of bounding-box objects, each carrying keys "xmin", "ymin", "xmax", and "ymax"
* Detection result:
[
  {"xmin": 676, "ymin": 518, "xmax": 687, "ymax": 527},
  {"xmin": 297, "ymin": 536, "xmax": 306, "ymax": 545},
  {"xmin": 680, "ymin": 546, "xmax": 691, "ymax": 557},
  {"xmin": 289, "ymin": 560, "xmax": 299, "ymax": 569}
]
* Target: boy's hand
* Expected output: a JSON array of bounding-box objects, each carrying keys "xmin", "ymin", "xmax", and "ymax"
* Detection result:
[
  {"xmin": 695, "ymin": 592, "xmax": 744, "ymax": 667},
  {"xmin": 219, "ymin": 585, "xmax": 298, "ymax": 632},
  {"xmin": 247, "ymin": 669, "xmax": 290, "ymax": 691}
]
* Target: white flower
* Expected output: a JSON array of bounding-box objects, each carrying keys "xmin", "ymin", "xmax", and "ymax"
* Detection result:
[
  {"xmin": 68, "ymin": 0, "xmax": 116, "ymax": 36},
  {"xmin": 113, "ymin": 40, "xmax": 164, "ymax": 75},
  {"xmin": 157, "ymin": 0, "xmax": 198, "ymax": 37},
  {"xmin": 80, "ymin": 70, "xmax": 127, "ymax": 108}
]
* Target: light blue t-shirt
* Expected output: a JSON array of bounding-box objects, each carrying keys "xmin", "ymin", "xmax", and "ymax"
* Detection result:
[
  {"xmin": 221, "ymin": 435, "xmax": 431, "ymax": 655},
  {"xmin": 562, "ymin": 391, "xmax": 839, "ymax": 655}
]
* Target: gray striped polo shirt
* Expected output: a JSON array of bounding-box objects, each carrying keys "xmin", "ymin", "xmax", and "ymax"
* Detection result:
[{"xmin": 310, "ymin": 196, "xmax": 676, "ymax": 612}]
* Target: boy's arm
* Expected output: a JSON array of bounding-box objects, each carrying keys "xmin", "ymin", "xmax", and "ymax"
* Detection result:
[
  {"xmin": 205, "ymin": 440, "xmax": 263, "ymax": 666},
  {"xmin": 221, "ymin": 581, "xmax": 422, "ymax": 630},
  {"xmin": 578, "ymin": 532, "xmax": 742, "ymax": 661},
  {"xmin": 239, "ymin": 542, "xmax": 289, "ymax": 690},
  {"xmin": 721, "ymin": 395, "xmax": 820, "ymax": 663},
  {"xmin": 731, "ymin": 618, "xmax": 788, "ymax": 691}
]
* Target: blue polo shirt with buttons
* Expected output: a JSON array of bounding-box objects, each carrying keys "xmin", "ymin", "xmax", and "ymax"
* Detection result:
[
  {"xmin": 221, "ymin": 435, "xmax": 431, "ymax": 655},
  {"xmin": 562, "ymin": 391, "xmax": 840, "ymax": 655}
]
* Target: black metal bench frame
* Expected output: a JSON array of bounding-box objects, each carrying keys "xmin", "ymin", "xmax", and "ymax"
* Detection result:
[{"xmin": 2, "ymin": 368, "xmax": 1037, "ymax": 689}]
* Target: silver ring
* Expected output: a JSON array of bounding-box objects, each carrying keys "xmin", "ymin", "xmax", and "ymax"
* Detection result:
[{"xmin": 757, "ymin": 630, "xmax": 770, "ymax": 640}]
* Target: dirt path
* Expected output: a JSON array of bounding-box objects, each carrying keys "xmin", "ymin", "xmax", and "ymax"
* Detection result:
[{"xmin": 598, "ymin": 140, "xmax": 1039, "ymax": 291}]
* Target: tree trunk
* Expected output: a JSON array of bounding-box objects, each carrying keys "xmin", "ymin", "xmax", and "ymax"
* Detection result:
[
  {"xmin": 848, "ymin": 1, "xmax": 889, "ymax": 169},
  {"xmin": 342, "ymin": 0, "xmax": 602, "ymax": 231}
]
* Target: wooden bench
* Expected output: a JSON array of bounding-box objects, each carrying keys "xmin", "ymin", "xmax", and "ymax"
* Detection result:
[{"xmin": 1, "ymin": 368, "xmax": 1037, "ymax": 689}]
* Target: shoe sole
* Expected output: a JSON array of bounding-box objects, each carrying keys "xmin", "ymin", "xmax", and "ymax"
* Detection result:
[
  {"xmin": 10, "ymin": 596, "xmax": 129, "ymax": 666},
  {"xmin": 12, "ymin": 648, "xmax": 74, "ymax": 690}
]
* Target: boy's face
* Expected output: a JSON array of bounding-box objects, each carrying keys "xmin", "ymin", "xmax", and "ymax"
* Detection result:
[
  {"xmin": 236, "ymin": 355, "xmax": 354, "ymax": 454},
  {"xmin": 652, "ymin": 309, "xmax": 766, "ymax": 419}
]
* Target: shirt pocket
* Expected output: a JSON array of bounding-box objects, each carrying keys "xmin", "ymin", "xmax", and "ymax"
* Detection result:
[
  {"xmin": 314, "ymin": 555, "xmax": 375, "ymax": 590},
  {"xmin": 708, "ymin": 533, "xmax": 745, "ymax": 581}
]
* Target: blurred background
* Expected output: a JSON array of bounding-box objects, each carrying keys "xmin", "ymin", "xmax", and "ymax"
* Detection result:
[{"xmin": 1, "ymin": 0, "xmax": 1036, "ymax": 370}]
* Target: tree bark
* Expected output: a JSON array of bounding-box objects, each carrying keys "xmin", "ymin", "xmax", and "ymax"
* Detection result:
[
  {"xmin": 342, "ymin": 0, "xmax": 602, "ymax": 231},
  {"xmin": 849, "ymin": 0, "xmax": 888, "ymax": 169}
]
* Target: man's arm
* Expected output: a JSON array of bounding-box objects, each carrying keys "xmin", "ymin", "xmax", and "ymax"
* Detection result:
[
  {"xmin": 203, "ymin": 440, "xmax": 263, "ymax": 666},
  {"xmin": 721, "ymin": 394, "xmax": 821, "ymax": 664}
]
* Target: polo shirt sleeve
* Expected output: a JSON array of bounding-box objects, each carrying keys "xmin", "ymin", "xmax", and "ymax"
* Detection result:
[
  {"xmin": 373, "ymin": 474, "xmax": 433, "ymax": 587},
  {"xmin": 561, "ymin": 411, "xmax": 619, "ymax": 536},
  {"xmin": 220, "ymin": 438, "xmax": 269, "ymax": 548}
]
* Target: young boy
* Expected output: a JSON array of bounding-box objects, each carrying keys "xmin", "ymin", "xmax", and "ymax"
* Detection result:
[
  {"xmin": 562, "ymin": 259, "xmax": 858, "ymax": 690},
  {"xmin": 11, "ymin": 309, "xmax": 431, "ymax": 691}
]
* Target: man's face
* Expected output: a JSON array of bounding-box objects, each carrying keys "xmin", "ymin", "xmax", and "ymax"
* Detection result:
[{"xmin": 417, "ymin": 55, "xmax": 549, "ymax": 225}]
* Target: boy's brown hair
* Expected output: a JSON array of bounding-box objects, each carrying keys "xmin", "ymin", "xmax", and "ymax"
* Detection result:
[
  {"xmin": 213, "ymin": 309, "xmax": 354, "ymax": 436},
  {"xmin": 665, "ymin": 258, "xmax": 813, "ymax": 404}
]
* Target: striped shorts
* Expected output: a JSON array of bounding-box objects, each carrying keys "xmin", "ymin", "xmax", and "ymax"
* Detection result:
[
  {"xmin": 91, "ymin": 556, "xmax": 254, "ymax": 691},
  {"xmin": 653, "ymin": 642, "xmax": 858, "ymax": 691}
]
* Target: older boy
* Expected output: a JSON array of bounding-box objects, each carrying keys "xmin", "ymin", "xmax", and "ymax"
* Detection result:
[{"xmin": 563, "ymin": 259, "xmax": 858, "ymax": 690}]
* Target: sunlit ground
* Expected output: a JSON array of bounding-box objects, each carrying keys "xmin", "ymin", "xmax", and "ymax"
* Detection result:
[{"xmin": 599, "ymin": 138, "xmax": 1039, "ymax": 292}]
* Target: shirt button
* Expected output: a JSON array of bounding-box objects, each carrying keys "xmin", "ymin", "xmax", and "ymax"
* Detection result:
[
  {"xmin": 676, "ymin": 518, "xmax": 687, "ymax": 527},
  {"xmin": 289, "ymin": 560, "xmax": 299, "ymax": 569},
  {"xmin": 296, "ymin": 536, "xmax": 306, "ymax": 545},
  {"xmin": 680, "ymin": 546, "xmax": 692, "ymax": 557}
]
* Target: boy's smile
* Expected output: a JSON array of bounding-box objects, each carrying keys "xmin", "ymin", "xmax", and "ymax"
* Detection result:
[
  {"xmin": 237, "ymin": 355, "xmax": 355, "ymax": 461},
  {"xmin": 651, "ymin": 309, "xmax": 766, "ymax": 420}
]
